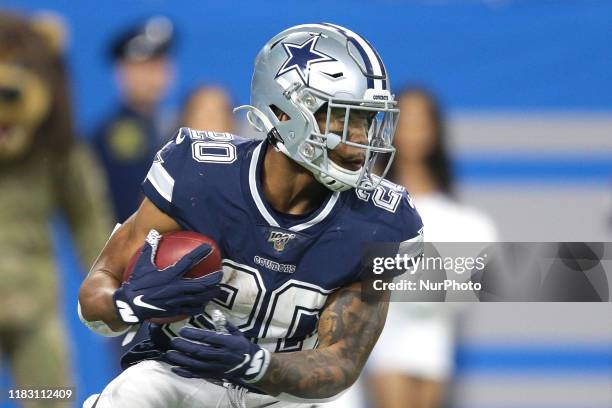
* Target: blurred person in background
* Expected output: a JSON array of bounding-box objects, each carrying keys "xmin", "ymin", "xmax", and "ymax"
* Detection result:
[
  {"xmin": 0, "ymin": 11, "xmax": 113, "ymax": 406},
  {"xmin": 92, "ymin": 16, "xmax": 175, "ymax": 223},
  {"xmin": 366, "ymin": 87, "xmax": 497, "ymax": 408},
  {"xmin": 180, "ymin": 85, "xmax": 235, "ymax": 133},
  {"xmin": 326, "ymin": 87, "xmax": 497, "ymax": 408},
  {"xmin": 381, "ymin": 87, "xmax": 497, "ymax": 241}
]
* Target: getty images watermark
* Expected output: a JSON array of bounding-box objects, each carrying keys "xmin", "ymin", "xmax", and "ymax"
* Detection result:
[
  {"xmin": 371, "ymin": 252, "xmax": 485, "ymax": 292},
  {"xmin": 361, "ymin": 242, "xmax": 612, "ymax": 302}
]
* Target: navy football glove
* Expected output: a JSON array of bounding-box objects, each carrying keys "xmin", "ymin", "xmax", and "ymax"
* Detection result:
[
  {"xmin": 113, "ymin": 230, "xmax": 223, "ymax": 324},
  {"xmin": 166, "ymin": 322, "xmax": 271, "ymax": 384}
]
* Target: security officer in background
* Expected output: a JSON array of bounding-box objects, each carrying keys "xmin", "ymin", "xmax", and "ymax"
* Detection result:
[{"xmin": 93, "ymin": 16, "xmax": 175, "ymax": 223}]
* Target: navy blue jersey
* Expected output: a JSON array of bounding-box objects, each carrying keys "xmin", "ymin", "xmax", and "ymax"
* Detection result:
[{"xmin": 141, "ymin": 127, "xmax": 423, "ymax": 353}]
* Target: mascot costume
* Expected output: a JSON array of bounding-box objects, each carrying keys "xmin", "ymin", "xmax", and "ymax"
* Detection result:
[{"xmin": 0, "ymin": 12, "xmax": 113, "ymax": 406}]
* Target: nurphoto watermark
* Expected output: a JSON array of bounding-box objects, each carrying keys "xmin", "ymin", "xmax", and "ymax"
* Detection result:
[{"xmin": 362, "ymin": 242, "xmax": 611, "ymax": 302}]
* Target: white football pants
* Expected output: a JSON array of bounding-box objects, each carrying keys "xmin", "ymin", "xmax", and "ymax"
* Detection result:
[{"xmin": 84, "ymin": 360, "xmax": 315, "ymax": 408}]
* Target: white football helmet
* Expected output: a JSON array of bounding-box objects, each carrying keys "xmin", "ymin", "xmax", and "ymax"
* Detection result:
[{"xmin": 235, "ymin": 23, "xmax": 398, "ymax": 192}]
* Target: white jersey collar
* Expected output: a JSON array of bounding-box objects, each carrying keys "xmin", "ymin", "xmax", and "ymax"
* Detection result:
[{"xmin": 248, "ymin": 141, "xmax": 340, "ymax": 232}]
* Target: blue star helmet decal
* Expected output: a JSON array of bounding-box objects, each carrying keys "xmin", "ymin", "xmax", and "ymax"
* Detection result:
[{"xmin": 276, "ymin": 36, "xmax": 337, "ymax": 85}]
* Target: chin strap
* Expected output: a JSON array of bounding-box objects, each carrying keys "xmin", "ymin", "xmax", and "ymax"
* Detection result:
[{"xmin": 313, "ymin": 159, "xmax": 361, "ymax": 192}]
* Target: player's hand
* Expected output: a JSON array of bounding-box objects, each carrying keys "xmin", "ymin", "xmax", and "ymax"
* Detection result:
[
  {"xmin": 112, "ymin": 230, "xmax": 223, "ymax": 324},
  {"xmin": 166, "ymin": 323, "xmax": 271, "ymax": 384}
]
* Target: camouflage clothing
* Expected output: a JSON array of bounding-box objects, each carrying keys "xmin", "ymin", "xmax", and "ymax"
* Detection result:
[{"xmin": 0, "ymin": 144, "xmax": 113, "ymax": 407}]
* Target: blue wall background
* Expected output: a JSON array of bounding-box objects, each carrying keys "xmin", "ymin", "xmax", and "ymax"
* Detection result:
[{"xmin": 2, "ymin": 0, "xmax": 611, "ymax": 135}]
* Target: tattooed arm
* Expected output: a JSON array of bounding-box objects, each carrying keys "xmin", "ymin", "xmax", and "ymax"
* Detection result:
[{"xmin": 253, "ymin": 281, "xmax": 390, "ymax": 400}]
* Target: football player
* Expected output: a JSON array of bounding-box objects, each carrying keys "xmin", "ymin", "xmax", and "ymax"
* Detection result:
[{"xmin": 79, "ymin": 23, "xmax": 423, "ymax": 408}]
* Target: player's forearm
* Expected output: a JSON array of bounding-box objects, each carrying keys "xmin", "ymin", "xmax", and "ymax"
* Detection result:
[
  {"xmin": 78, "ymin": 268, "xmax": 127, "ymax": 332},
  {"xmin": 78, "ymin": 220, "xmax": 137, "ymax": 332},
  {"xmin": 78, "ymin": 200, "xmax": 182, "ymax": 333},
  {"xmin": 255, "ymin": 284, "xmax": 388, "ymax": 399},
  {"xmin": 254, "ymin": 345, "xmax": 358, "ymax": 399}
]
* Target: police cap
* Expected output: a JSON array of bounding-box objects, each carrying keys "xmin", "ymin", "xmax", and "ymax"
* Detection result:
[{"xmin": 111, "ymin": 16, "xmax": 174, "ymax": 62}]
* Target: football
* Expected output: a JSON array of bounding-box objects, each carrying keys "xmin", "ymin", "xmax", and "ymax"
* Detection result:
[{"xmin": 123, "ymin": 231, "xmax": 223, "ymax": 324}]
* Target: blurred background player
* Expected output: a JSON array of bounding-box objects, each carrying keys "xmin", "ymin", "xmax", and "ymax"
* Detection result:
[
  {"xmin": 366, "ymin": 87, "xmax": 497, "ymax": 408},
  {"xmin": 92, "ymin": 16, "xmax": 175, "ymax": 223},
  {"xmin": 180, "ymin": 85, "xmax": 235, "ymax": 133},
  {"xmin": 0, "ymin": 11, "xmax": 113, "ymax": 407}
]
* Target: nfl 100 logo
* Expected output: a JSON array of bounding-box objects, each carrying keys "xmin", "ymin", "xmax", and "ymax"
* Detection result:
[{"xmin": 268, "ymin": 231, "xmax": 296, "ymax": 252}]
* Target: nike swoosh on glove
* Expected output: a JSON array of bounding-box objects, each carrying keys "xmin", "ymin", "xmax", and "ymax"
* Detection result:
[
  {"xmin": 113, "ymin": 229, "xmax": 222, "ymax": 324},
  {"xmin": 166, "ymin": 323, "xmax": 271, "ymax": 384}
]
